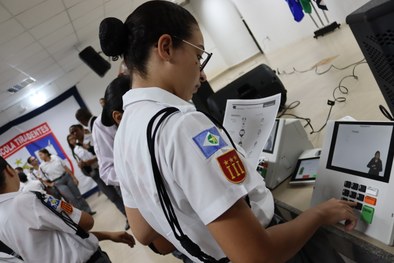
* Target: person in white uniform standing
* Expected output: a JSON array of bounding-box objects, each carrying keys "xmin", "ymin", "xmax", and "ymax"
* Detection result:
[
  {"xmin": 38, "ymin": 148, "xmax": 94, "ymax": 214},
  {"xmin": 100, "ymin": 1, "xmax": 357, "ymax": 262},
  {"xmin": 91, "ymin": 75, "xmax": 130, "ymax": 187},
  {"xmin": 0, "ymin": 156, "xmax": 135, "ymax": 262}
]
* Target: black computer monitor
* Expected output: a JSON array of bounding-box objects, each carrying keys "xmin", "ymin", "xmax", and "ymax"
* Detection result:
[
  {"xmin": 206, "ymin": 64, "xmax": 286, "ymax": 123},
  {"xmin": 347, "ymin": 0, "xmax": 394, "ymax": 115}
]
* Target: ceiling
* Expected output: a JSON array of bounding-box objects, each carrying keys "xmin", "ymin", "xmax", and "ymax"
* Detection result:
[{"xmin": 0, "ymin": 0, "xmax": 150, "ymax": 114}]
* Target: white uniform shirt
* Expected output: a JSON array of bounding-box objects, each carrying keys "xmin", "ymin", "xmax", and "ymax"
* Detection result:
[
  {"xmin": 0, "ymin": 252, "xmax": 23, "ymax": 263},
  {"xmin": 74, "ymin": 145, "xmax": 98, "ymax": 169},
  {"xmin": 19, "ymin": 180, "xmax": 44, "ymax": 192},
  {"xmin": 83, "ymin": 133, "xmax": 93, "ymax": 146},
  {"xmin": 29, "ymin": 168, "xmax": 41, "ymax": 180},
  {"xmin": 114, "ymin": 88, "xmax": 274, "ymax": 262},
  {"xmin": 92, "ymin": 114, "xmax": 119, "ymax": 186},
  {"xmin": 0, "ymin": 191, "xmax": 98, "ymax": 263},
  {"xmin": 39, "ymin": 155, "xmax": 67, "ymax": 181}
]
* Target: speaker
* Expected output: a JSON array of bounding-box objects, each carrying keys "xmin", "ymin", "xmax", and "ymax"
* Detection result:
[{"xmin": 79, "ymin": 46, "xmax": 111, "ymax": 77}]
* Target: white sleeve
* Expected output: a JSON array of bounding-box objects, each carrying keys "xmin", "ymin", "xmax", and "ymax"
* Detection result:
[
  {"xmin": 92, "ymin": 122, "xmax": 119, "ymax": 186},
  {"xmin": 167, "ymin": 112, "xmax": 273, "ymax": 225},
  {"xmin": 119, "ymin": 180, "xmax": 137, "ymax": 208},
  {"xmin": 26, "ymin": 193, "xmax": 83, "ymax": 233}
]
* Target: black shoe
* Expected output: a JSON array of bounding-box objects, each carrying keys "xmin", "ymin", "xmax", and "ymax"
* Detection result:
[
  {"xmin": 89, "ymin": 211, "xmax": 97, "ymax": 216},
  {"xmin": 125, "ymin": 220, "xmax": 130, "ymax": 230}
]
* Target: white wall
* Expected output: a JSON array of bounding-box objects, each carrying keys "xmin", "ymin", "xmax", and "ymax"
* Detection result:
[
  {"xmin": 190, "ymin": 0, "xmax": 259, "ymax": 67},
  {"xmin": 232, "ymin": 0, "xmax": 372, "ymax": 54},
  {"xmin": 75, "ymin": 60, "xmax": 121, "ymax": 117},
  {"xmin": 232, "ymin": 0, "xmax": 319, "ymax": 53},
  {"xmin": 324, "ymin": 0, "xmax": 371, "ymax": 23},
  {"xmin": 183, "ymin": 3, "xmax": 230, "ymax": 79}
]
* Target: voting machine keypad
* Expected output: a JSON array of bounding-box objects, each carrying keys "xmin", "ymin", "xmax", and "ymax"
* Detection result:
[{"xmin": 341, "ymin": 180, "xmax": 377, "ymax": 224}]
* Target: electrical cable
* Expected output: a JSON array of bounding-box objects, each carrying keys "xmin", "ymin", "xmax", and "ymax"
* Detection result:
[
  {"xmin": 276, "ymin": 58, "xmax": 367, "ymax": 134},
  {"xmin": 277, "ymin": 100, "xmax": 300, "ymax": 118},
  {"xmin": 379, "ymin": 105, "xmax": 394, "ymax": 121},
  {"xmin": 277, "ymin": 58, "xmax": 366, "ymax": 76}
]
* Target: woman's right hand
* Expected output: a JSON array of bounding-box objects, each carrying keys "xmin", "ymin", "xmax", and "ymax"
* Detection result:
[{"xmin": 310, "ymin": 198, "xmax": 358, "ymax": 231}]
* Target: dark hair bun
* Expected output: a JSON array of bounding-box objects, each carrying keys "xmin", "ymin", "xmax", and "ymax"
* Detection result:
[{"xmin": 99, "ymin": 17, "xmax": 127, "ymax": 57}]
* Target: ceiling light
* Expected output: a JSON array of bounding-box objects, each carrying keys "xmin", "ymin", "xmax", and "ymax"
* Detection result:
[
  {"xmin": 7, "ymin": 77, "xmax": 36, "ymax": 94},
  {"xmin": 30, "ymin": 91, "xmax": 46, "ymax": 107}
]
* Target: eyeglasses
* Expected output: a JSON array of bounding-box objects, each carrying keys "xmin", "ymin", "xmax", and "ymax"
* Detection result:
[{"xmin": 173, "ymin": 36, "xmax": 212, "ymax": 72}]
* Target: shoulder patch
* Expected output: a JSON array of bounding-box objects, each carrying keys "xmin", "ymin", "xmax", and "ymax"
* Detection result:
[
  {"xmin": 217, "ymin": 149, "xmax": 246, "ymax": 184},
  {"xmin": 60, "ymin": 201, "xmax": 73, "ymax": 214},
  {"xmin": 193, "ymin": 127, "xmax": 227, "ymax": 158},
  {"xmin": 46, "ymin": 195, "xmax": 61, "ymax": 210}
]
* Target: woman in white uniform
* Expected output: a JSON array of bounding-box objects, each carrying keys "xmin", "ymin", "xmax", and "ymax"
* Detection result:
[
  {"xmin": 0, "ymin": 156, "xmax": 135, "ymax": 262},
  {"xmin": 99, "ymin": 1, "xmax": 357, "ymax": 262},
  {"xmin": 38, "ymin": 148, "xmax": 94, "ymax": 214}
]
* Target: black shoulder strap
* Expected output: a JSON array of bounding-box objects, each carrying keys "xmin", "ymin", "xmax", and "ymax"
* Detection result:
[
  {"xmin": 90, "ymin": 116, "xmax": 97, "ymax": 132},
  {"xmin": 0, "ymin": 240, "xmax": 23, "ymax": 261},
  {"xmin": 32, "ymin": 191, "xmax": 89, "ymax": 239},
  {"xmin": 147, "ymin": 107, "xmax": 229, "ymax": 263}
]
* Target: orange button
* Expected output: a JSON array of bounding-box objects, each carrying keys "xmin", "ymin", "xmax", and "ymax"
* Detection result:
[{"xmin": 364, "ymin": 196, "xmax": 377, "ymax": 206}]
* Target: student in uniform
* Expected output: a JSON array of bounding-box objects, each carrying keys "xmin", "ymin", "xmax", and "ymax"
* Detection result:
[
  {"xmin": 27, "ymin": 155, "xmax": 63, "ymax": 199},
  {"xmin": 91, "ymin": 75, "xmax": 132, "ymax": 231},
  {"xmin": 92, "ymin": 75, "xmax": 130, "ymax": 187},
  {"xmin": 75, "ymin": 108, "xmax": 97, "ymax": 133},
  {"xmin": 38, "ymin": 148, "xmax": 95, "ymax": 214},
  {"xmin": 69, "ymin": 124, "xmax": 95, "ymax": 154},
  {"xmin": 100, "ymin": 70, "xmax": 192, "ymax": 263},
  {"xmin": 15, "ymin": 167, "xmax": 44, "ymax": 192},
  {"xmin": 0, "ymin": 156, "xmax": 135, "ymax": 262},
  {"xmin": 100, "ymin": 1, "xmax": 357, "ymax": 262},
  {"xmin": 66, "ymin": 133, "xmax": 127, "ymax": 218}
]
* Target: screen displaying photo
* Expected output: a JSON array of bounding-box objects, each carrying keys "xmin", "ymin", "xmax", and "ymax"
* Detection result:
[
  {"xmin": 263, "ymin": 119, "xmax": 279, "ymax": 154},
  {"xmin": 327, "ymin": 122, "xmax": 394, "ymax": 183}
]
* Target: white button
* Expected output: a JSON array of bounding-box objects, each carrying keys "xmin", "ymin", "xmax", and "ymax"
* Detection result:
[{"xmin": 366, "ymin": 186, "xmax": 379, "ymax": 197}]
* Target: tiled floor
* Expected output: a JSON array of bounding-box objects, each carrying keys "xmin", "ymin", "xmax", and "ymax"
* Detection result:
[
  {"xmin": 89, "ymin": 24, "xmax": 388, "ymax": 262},
  {"xmin": 89, "ymin": 192, "xmax": 182, "ymax": 263}
]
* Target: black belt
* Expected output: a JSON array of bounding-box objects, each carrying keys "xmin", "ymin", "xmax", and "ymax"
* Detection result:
[{"xmin": 51, "ymin": 173, "xmax": 66, "ymax": 183}]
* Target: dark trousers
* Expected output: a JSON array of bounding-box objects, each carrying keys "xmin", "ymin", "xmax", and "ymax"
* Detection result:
[
  {"xmin": 89, "ymin": 169, "xmax": 125, "ymax": 215},
  {"xmin": 54, "ymin": 174, "xmax": 92, "ymax": 213}
]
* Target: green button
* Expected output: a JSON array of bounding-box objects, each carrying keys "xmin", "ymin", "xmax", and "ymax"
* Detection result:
[{"xmin": 361, "ymin": 205, "xmax": 375, "ymax": 224}]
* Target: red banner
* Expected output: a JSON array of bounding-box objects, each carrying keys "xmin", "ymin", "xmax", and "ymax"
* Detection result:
[{"xmin": 0, "ymin": 122, "xmax": 51, "ymax": 158}]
